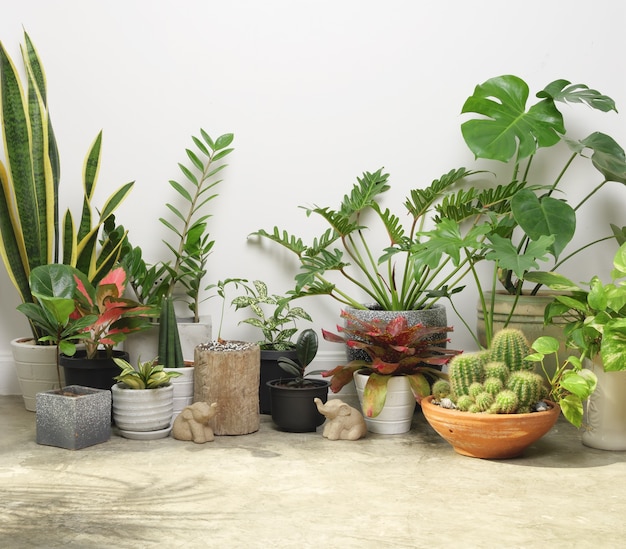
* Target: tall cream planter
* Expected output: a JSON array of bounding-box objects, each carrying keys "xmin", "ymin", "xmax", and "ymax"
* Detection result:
[
  {"xmin": 582, "ymin": 357, "xmax": 626, "ymax": 451},
  {"xmin": 11, "ymin": 338, "xmax": 64, "ymax": 411}
]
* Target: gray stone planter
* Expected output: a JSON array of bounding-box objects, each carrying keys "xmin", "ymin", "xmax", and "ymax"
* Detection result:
[{"xmin": 36, "ymin": 385, "xmax": 112, "ymax": 450}]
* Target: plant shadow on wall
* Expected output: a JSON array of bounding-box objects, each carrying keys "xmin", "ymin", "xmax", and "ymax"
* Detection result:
[{"xmin": 413, "ymin": 75, "xmax": 626, "ymax": 348}]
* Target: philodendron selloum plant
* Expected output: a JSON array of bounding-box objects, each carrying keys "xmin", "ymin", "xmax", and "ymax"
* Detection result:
[
  {"xmin": 409, "ymin": 75, "xmax": 626, "ymax": 347},
  {"xmin": 252, "ymin": 166, "xmax": 479, "ymax": 312},
  {"xmin": 0, "ymin": 31, "xmax": 135, "ymax": 341}
]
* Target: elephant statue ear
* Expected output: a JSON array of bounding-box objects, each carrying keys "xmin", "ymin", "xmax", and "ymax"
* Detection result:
[{"xmin": 339, "ymin": 404, "xmax": 351, "ymax": 416}]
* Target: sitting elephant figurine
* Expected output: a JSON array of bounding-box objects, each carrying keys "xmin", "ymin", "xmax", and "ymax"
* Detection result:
[
  {"xmin": 172, "ymin": 402, "xmax": 218, "ymax": 443},
  {"xmin": 314, "ymin": 397, "xmax": 367, "ymax": 441}
]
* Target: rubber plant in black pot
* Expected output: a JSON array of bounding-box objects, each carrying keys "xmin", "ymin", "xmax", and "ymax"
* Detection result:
[
  {"xmin": 60, "ymin": 265, "xmax": 158, "ymax": 390},
  {"xmin": 231, "ymin": 280, "xmax": 313, "ymax": 414},
  {"xmin": 267, "ymin": 328, "xmax": 330, "ymax": 432}
]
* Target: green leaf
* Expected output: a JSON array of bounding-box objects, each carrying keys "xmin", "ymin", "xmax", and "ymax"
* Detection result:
[
  {"xmin": 485, "ymin": 233, "xmax": 554, "ymax": 279},
  {"xmin": 362, "ymin": 373, "xmax": 390, "ymax": 418},
  {"xmin": 580, "ymin": 132, "xmax": 626, "ymax": 184},
  {"xmin": 531, "ymin": 336, "xmax": 560, "ymax": 355},
  {"xmin": 214, "ymin": 133, "xmax": 234, "ymax": 150},
  {"xmin": 601, "ymin": 321, "xmax": 626, "ymax": 371},
  {"xmin": 511, "ymin": 189, "xmax": 575, "ymax": 258},
  {"xmin": 295, "ymin": 329, "xmax": 318, "ymax": 368},
  {"xmin": 559, "ymin": 394, "xmax": 584, "ymax": 428},
  {"xmin": 538, "ymin": 80, "xmax": 617, "ymax": 113},
  {"xmin": 461, "ymin": 75, "xmax": 564, "ymax": 161}
]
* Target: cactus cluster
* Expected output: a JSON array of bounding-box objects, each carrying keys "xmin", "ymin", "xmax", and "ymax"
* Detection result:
[{"xmin": 438, "ymin": 329, "xmax": 548, "ymax": 414}]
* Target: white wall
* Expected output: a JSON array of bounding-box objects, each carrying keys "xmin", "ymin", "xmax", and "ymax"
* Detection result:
[{"xmin": 2, "ymin": 0, "xmax": 625, "ymax": 393}]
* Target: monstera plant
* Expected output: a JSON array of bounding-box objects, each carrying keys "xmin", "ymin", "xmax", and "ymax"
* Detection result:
[
  {"xmin": 0, "ymin": 31, "xmax": 134, "ymax": 341},
  {"xmin": 409, "ymin": 75, "xmax": 626, "ymax": 347}
]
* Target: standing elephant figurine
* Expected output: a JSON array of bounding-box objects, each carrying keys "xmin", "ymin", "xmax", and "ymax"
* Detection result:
[
  {"xmin": 314, "ymin": 397, "xmax": 367, "ymax": 440},
  {"xmin": 172, "ymin": 402, "xmax": 218, "ymax": 443}
]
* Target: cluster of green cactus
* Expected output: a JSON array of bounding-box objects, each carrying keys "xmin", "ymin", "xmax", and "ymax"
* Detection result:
[{"xmin": 441, "ymin": 329, "xmax": 548, "ymax": 414}]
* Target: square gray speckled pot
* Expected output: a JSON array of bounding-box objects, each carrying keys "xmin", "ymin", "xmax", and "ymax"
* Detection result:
[{"xmin": 36, "ymin": 385, "xmax": 111, "ymax": 450}]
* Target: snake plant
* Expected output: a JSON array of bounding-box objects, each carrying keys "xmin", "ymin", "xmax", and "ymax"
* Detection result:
[{"xmin": 0, "ymin": 31, "xmax": 134, "ymax": 340}]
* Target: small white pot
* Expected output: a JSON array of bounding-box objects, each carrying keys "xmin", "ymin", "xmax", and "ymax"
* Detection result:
[
  {"xmin": 582, "ymin": 358, "xmax": 626, "ymax": 451},
  {"xmin": 164, "ymin": 365, "xmax": 195, "ymax": 420},
  {"xmin": 112, "ymin": 383, "xmax": 174, "ymax": 437},
  {"xmin": 354, "ymin": 371, "xmax": 416, "ymax": 434}
]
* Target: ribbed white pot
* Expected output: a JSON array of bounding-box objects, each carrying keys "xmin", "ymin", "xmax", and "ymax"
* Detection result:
[
  {"xmin": 164, "ymin": 366, "xmax": 194, "ymax": 420},
  {"xmin": 354, "ymin": 371, "xmax": 416, "ymax": 434},
  {"xmin": 11, "ymin": 338, "xmax": 64, "ymax": 412},
  {"xmin": 582, "ymin": 358, "xmax": 626, "ymax": 451},
  {"xmin": 112, "ymin": 383, "xmax": 174, "ymax": 435}
]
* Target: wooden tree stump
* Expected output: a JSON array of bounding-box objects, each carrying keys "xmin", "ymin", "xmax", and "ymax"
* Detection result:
[{"xmin": 194, "ymin": 341, "xmax": 260, "ymax": 435}]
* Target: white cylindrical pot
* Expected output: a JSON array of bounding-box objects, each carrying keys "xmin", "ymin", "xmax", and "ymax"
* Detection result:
[
  {"xmin": 164, "ymin": 366, "xmax": 195, "ymax": 420},
  {"xmin": 354, "ymin": 371, "xmax": 416, "ymax": 434},
  {"xmin": 11, "ymin": 338, "xmax": 65, "ymax": 411},
  {"xmin": 112, "ymin": 383, "xmax": 174, "ymax": 433},
  {"xmin": 582, "ymin": 358, "xmax": 626, "ymax": 451}
]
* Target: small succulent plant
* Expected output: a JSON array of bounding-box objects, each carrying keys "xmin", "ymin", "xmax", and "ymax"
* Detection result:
[{"xmin": 114, "ymin": 357, "xmax": 182, "ymax": 390}]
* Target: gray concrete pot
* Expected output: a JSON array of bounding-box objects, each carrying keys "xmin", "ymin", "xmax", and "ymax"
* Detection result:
[{"xmin": 36, "ymin": 385, "xmax": 112, "ymax": 450}]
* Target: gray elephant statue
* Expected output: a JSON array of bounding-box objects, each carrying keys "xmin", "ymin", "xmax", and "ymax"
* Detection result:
[
  {"xmin": 172, "ymin": 402, "xmax": 218, "ymax": 443},
  {"xmin": 314, "ymin": 397, "xmax": 367, "ymax": 440}
]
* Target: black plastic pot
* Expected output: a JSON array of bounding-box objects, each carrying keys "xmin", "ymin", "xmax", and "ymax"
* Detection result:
[
  {"xmin": 259, "ymin": 349, "xmax": 297, "ymax": 414},
  {"xmin": 60, "ymin": 350, "xmax": 129, "ymax": 390},
  {"xmin": 267, "ymin": 379, "xmax": 330, "ymax": 432}
]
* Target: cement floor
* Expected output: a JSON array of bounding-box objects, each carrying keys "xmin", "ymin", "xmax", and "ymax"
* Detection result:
[{"xmin": 1, "ymin": 394, "xmax": 625, "ymax": 549}]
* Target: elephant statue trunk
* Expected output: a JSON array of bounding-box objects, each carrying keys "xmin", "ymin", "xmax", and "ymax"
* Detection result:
[{"xmin": 314, "ymin": 397, "xmax": 367, "ymax": 441}]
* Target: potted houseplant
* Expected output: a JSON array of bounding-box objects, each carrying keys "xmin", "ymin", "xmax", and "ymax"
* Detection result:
[
  {"xmin": 231, "ymin": 279, "xmax": 313, "ymax": 414},
  {"xmin": 252, "ymin": 167, "xmax": 480, "ymax": 329},
  {"xmin": 16, "ymin": 264, "xmax": 112, "ymax": 449},
  {"xmin": 321, "ymin": 310, "xmax": 460, "ymax": 434},
  {"xmin": 158, "ymin": 294, "xmax": 194, "ymax": 420},
  {"xmin": 59, "ymin": 265, "xmax": 157, "ymax": 390},
  {"xmin": 266, "ymin": 328, "xmax": 330, "ymax": 432},
  {"xmin": 1, "ymin": 31, "xmax": 135, "ymax": 409},
  {"xmin": 421, "ymin": 328, "xmax": 594, "ymax": 459},
  {"xmin": 111, "ymin": 356, "xmax": 181, "ymax": 439},
  {"xmin": 412, "ymin": 75, "xmax": 626, "ymax": 350},
  {"xmin": 525, "ymin": 241, "xmax": 626, "ymax": 450},
  {"xmin": 123, "ymin": 130, "xmax": 234, "ymax": 365}
]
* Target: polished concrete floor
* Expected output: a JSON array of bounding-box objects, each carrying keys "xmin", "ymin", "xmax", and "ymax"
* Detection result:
[{"xmin": 1, "ymin": 394, "xmax": 625, "ymax": 549}]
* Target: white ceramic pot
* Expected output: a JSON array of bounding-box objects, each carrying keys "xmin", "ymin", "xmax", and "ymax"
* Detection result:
[
  {"xmin": 582, "ymin": 358, "xmax": 626, "ymax": 451},
  {"xmin": 11, "ymin": 338, "xmax": 64, "ymax": 411},
  {"xmin": 164, "ymin": 365, "xmax": 195, "ymax": 420},
  {"xmin": 112, "ymin": 383, "xmax": 174, "ymax": 438},
  {"xmin": 354, "ymin": 371, "xmax": 416, "ymax": 434}
]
